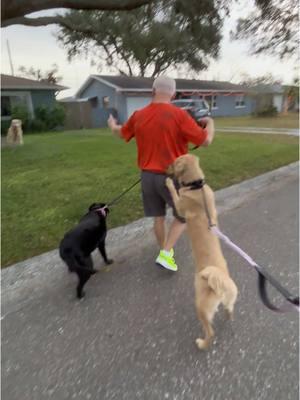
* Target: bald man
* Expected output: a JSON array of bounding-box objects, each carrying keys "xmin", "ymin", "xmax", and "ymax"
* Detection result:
[{"xmin": 108, "ymin": 75, "xmax": 214, "ymax": 271}]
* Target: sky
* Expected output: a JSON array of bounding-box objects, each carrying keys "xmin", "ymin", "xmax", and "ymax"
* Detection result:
[{"xmin": 1, "ymin": 1, "xmax": 298, "ymax": 99}]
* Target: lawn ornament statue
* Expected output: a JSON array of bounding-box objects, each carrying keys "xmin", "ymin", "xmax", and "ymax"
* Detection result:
[{"xmin": 6, "ymin": 119, "xmax": 24, "ymax": 146}]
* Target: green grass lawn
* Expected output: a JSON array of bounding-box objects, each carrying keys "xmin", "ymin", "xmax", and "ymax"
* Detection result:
[
  {"xmin": 2, "ymin": 128, "xmax": 299, "ymax": 267},
  {"xmin": 215, "ymin": 113, "xmax": 299, "ymax": 129}
]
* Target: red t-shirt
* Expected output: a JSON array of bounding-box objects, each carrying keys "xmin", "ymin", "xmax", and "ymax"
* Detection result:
[{"xmin": 121, "ymin": 102, "xmax": 207, "ymax": 173}]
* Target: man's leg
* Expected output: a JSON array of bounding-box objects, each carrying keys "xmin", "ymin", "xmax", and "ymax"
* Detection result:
[
  {"xmin": 153, "ymin": 216, "xmax": 166, "ymax": 248},
  {"xmin": 164, "ymin": 218, "xmax": 186, "ymax": 252}
]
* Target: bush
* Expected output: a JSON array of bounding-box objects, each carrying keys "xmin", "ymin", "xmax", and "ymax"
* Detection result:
[
  {"xmin": 1, "ymin": 103, "xmax": 66, "ymax": 135},
  {"xmin": 28, "ymin": 119, "xmax": 47, "ymax": 133},
  {"xmin": 1, "ymin": 120, "xmax": 11, "ymax": 136},
  {"xmin": 255, "ymin": 105, "xmax": 278, "ymax": 117},
  {"xmin": 34, "ymin": 104, "xmax": 65, "ymax": 131},
  {"xmin": 11, "ymin": 105, "xmax": 30, "ymax": 130}
]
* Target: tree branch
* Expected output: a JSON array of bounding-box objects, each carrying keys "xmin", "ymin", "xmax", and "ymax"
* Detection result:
[
  {"xmin": 2, "ymin": 16, "xmax": 66, "ymax": 27},
  {"xmin": 2, "ymin": 0, "xmax": 152, "ymax": 26}
]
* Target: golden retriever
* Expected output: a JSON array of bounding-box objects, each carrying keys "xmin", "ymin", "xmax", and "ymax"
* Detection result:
[
  {"xmin": 6, "ymin": 119, "xmax": 24, "ymax": 146},
  {"xmin": 166, "ymin": 154, "xmax": 238, "ymax": 350}
]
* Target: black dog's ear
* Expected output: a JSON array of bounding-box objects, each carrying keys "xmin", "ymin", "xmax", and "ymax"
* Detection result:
[{"xmin": 89, "ymin": 203, "xmax": 97, "ymax": 211}]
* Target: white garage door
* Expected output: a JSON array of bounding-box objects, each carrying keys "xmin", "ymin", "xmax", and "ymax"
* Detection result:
[
  {"xmin": 126, "ymin": 96, "xmax": 151, "ymax": 118},
  {"xmin": 273, "ymin": 95, "xmax": 283, "ymax": 112}
]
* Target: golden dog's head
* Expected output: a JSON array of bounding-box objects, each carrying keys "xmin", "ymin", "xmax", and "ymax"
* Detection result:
[{"xmin": 167, "ymin": 154, "xmax": 204, "ymax": 183}]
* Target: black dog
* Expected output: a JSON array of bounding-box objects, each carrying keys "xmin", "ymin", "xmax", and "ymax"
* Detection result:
[{"xmin": 59, "ymin": 203, "xmax": 113, "ymax": 299}]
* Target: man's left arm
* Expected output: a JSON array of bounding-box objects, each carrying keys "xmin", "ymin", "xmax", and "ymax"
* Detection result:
[{"xmin": 107, "ymin": 114, "xmax": 123, "ymax": 138}]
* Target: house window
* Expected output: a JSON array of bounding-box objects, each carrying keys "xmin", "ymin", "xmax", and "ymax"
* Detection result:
[
  {"xmin": 1, "ymin": 93, "xmax": 30, "ymax": 119},
  {"xmin": 1, "ymin": 96, "xmax": 11, "ymax": 117},
  {"xmin": 90, "ymin": 97, "xmax": 98, "ymax": 108},
  {"xmin": 235, "ymin": 94, "xmax": 245, "ymax": 108}
]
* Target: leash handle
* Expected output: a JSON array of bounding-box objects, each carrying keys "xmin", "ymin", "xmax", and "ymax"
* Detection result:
[{"xmin": 257, "ymin": 270, "xmax": 300, "ymax": 313}]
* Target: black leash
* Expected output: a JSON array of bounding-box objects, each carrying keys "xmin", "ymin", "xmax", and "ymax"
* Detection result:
[
  {"xmin": 106, "ymin": 145, "xmax": 202, "ymax": 208},
  {"xmin": 106, "ymin": 178, "xmax": 141, "ymax": 207}
]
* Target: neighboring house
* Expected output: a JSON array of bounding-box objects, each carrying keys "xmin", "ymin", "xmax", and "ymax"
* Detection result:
[
  {"xmin": 59, "ymin": 75, "xmax": 253, "ymax": 128},
  {"xmin": 248, "ymin": 84, "xmax": 286, "ymax": 113},
  {"xmin": 1, "ymin": 74, "xmax": 67, "ymax": 122}
]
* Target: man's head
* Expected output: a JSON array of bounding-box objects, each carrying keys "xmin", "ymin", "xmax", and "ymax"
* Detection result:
[{"xmin": 152, "ymin": 76, "xmax": 176, "ymax": 101}]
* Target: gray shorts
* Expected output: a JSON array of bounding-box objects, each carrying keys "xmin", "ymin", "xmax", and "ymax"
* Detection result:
[{"xmin": 140, "ymin": 171, "xmax": 185, "ymax": 223}]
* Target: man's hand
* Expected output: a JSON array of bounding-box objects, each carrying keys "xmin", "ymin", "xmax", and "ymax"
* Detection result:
[
  {"xmin": 201, "ymin": 117, "xmax": 215, "ymax": 146},
  {"xmin": 198, "ymin": 117, "xmax": 210, "ymax": 128},
  {"xmin": 107, "ymin": 114, "xmax": 122, "ymax": 137},
  {"xmin": 108, "ymin": 114, "xmax": 117, "ymax": 130}
]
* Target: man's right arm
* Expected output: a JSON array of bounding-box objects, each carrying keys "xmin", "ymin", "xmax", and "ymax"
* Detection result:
[
  {"xmin": 180, "ymin": 112, "xmax": 215, "ymax": 147},
  {"xmin": 200, "ymin": 117, "xmax": 215, "ymax": 146}
]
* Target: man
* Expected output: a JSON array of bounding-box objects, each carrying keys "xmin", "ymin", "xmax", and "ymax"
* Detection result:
[{"xmin": 107, "ymin": 75, "xmax": 214, "ymax": 271}]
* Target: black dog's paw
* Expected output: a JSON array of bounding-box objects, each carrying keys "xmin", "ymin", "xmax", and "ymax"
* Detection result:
[{"xmin": 105, "ymin": 259, "xmax": 114, "ymax": 265}]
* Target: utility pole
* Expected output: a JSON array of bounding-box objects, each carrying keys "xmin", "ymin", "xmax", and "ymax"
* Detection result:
[{"xmin": 7, "ymin": 40, "xmax": 14, "ymax": 76}]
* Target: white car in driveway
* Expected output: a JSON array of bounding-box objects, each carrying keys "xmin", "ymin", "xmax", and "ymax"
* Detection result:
[{"xmin": 171, "ymin": 99, "xmax": 211, "ymax": 122}]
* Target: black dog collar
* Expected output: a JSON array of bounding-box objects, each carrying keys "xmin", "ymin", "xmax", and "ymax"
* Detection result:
[{"xmin": 181, "ymin": 179, "xmax": 205, "ymax": 190}]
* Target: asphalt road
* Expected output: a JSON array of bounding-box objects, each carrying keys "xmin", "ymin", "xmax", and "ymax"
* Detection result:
[{"xmin": 2, "ymin": 177, "xmax": 299, "ymax": 400}]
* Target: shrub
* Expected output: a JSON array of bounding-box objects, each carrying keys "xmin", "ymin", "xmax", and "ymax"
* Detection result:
[
  {"xmin": 28, "ymin": 119, "xmax": 47, "ymax": 133},
  {"xmin": 34, "ymin": 104, "xmax": 65, "ymax": 130},
  {"xmin": 255, "ymin": 105, "xmax": 278, "ymax": 117},
  {"xmin": 1, "ymin": 120, "xmax": 11, "ymax": 136},
  {"xmin": 49, "ymin": 104, "xmax": 65, "ymax": 129},
  {"xmin": 11, "ymin": 105, "xmax": 30, "ymax": 130}
]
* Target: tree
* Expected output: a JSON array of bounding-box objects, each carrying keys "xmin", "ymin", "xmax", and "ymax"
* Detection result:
[
  {"xmin": 233, "ymin": 0, "xmax": 298, "ymax": 58},
  {"xmin": 18, "ymin": 64, "xmax": 62, "ymax": 84},
  {"xmin": 1, "ymin": 0, "xmax": 152, "ymax": 27},
  {"xmin": 56, "ymin": 0, "xmax": 224, "ymax": 77},
  {"xmin": 283, "ymin": 77, "xmax": 299, "ymax": 114},
  {"xmin": 239, "ymin": 73, "xmax": 281, "ymax": 87}
]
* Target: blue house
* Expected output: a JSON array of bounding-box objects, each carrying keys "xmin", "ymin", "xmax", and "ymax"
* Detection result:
[
  {"xmin": 1, "ymin": 74, "xmax": 67, "ymax": 123},
  {"xmin": 69, "ymin": 75, "xmax": 254, "ymax": 128}
]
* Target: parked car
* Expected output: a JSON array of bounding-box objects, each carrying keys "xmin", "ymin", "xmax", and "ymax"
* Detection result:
[{"xmin": 171, "ymin": 99, "xmax": 210, "ymax": 122}]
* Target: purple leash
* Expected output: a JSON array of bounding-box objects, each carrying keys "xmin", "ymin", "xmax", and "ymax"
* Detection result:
[
  {"xmin": 200, "ymin": 187, "xmax": 300, "ymax": 314},
  {"xmin": 211, "ymin": 226, "xmax": 299, "ymax": 313}
]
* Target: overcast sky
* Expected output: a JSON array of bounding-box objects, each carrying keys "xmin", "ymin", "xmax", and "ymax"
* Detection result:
[{"xmin": 1, "ymin": 1, "xmax": 297, "ymax": 98}]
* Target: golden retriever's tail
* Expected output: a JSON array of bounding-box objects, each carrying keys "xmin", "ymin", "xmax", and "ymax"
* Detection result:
[{"xmin": 200, "ymin": 266, "xmax": 238, "ymax": 316}]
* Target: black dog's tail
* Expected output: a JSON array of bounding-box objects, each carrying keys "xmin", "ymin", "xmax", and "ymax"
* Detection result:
[{"xmin": 59, "ymin": 248, "xmax": 97, "ymax": 275}]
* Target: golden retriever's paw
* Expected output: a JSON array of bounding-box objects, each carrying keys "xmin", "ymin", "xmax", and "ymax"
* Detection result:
[
  {"xmin": 165, "ymin": 177, "xmax": 175, "ymax": 190},
  {"xmin": 226, "ymin": 309, "xmax": 234, "ymax": 321},
  {"xmin": 195, "ymin": 338, "xmax": 209, "ymax": 350}
]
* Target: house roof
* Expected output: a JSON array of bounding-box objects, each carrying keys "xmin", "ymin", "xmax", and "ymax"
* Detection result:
[
  {"xmin": 76, "ymin": 74, "xmax": 248, "ymax": 97},
  {"xmin": 1, "ymin": 74, "xmax": 67, "ymax": 91},
  {"xmin": 99, "ymin": 75, "xmax": 247, "ymax": 91},
  {"xmin": 248, "ymin": 84, "xmax": 284, "ymax": 95}
]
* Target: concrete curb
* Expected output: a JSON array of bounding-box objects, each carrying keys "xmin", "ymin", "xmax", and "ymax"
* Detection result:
[
  {"xmin": 2, "ymin": 161, "xmax": 298, "ymax": 312},
  {"xmin": 217, "ymin": 127, "xmax": 299, "ymax": 136}
]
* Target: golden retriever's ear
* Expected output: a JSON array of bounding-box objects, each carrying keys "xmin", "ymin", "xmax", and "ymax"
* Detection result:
[
  {"xmin": 174, "ymin": 158, "xmax": 186, "ymax": 175},
  {"xmin": 166, "ymin": 163, "xmax": 174, "ymax": 175}
]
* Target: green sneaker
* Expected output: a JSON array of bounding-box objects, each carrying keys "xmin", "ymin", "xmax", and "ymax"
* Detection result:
[{"xmin": 155, "ymin": 249, "xmax": 178, "ymax": 271}]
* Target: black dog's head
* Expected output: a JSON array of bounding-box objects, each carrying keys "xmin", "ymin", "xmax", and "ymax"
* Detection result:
[{"xmin": 88, "ymin": 203, "xmax": 109, "ymax": 217}]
